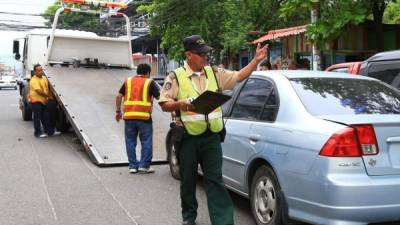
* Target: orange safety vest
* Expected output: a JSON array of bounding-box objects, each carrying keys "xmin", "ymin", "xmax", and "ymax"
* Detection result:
[{"xmin": 123, "ymin": 76, "xmax": 153, "ymax": 120}]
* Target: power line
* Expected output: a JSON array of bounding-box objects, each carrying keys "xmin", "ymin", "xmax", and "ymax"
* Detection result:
[
  {"xmin": 0, "ymin": 11, "xmax": 42, "ymax": 16},
  {"xmin": 0, "ymin": 22, "xmax": 47, "ymax": 31}
]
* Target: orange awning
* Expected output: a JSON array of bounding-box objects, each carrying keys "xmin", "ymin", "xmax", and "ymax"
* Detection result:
[{"xmin": 253, "ymin": 25, "xmax": 307, "ymax": 44}]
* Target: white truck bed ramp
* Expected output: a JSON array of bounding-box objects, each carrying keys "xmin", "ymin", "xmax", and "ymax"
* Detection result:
[{"xmin": 46, "ymin": 66, "xmax": 168, "ymax": 166}]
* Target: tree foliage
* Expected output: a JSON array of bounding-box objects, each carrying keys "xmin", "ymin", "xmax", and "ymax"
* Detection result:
[
  {"xmin": 42, "ymin": 0, "xmax": 103, "ymax": 33},
  {"xmin": 280, "ymin": 0, "xmax": 395, "ymax": 49},
  {"xmin": 138, "ymin": 0, "xmax": 308, "ymax": 61},
  {"xmin": 138, "ymin": 0, "xmax": 224, "ymax": 60},
  {"xmin": 384, "ymin": 1, "xmax": 400, "ymax": 24}
]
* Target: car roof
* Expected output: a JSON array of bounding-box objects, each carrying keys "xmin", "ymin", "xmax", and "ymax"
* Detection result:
[
  {"xmin": 366, "ymin": 50, "xmax": 400, "ymax": 62},
  {"xmin": 251, "ymin": 70, "xmax": 375, "ymax": 80}
]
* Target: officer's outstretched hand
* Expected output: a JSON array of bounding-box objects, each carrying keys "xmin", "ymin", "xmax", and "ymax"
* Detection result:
[{"xmin": 254, "ymin": 43, "xmax": 269, "ymax": 62}]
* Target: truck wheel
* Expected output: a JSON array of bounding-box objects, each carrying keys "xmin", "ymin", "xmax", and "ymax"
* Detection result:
[
  {"xmin": 22, "ymin": 102, "xmax": 32, "ymax": 121},
  {"xmin": 56, "ymin": 108, "xmax": 70, "ymax": 132},
  {"xmin": 250, "ymin": 165, "xmax": 284, "ymax": 225},
  {"xmin": 166, "ymin": 130, "xmax": 180, "ymax": 180}
]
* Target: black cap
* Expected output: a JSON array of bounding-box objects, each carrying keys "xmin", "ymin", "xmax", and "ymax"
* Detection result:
[{"xmin": 183, "ymin": 35, "xmax": 213, "ymax": 54}]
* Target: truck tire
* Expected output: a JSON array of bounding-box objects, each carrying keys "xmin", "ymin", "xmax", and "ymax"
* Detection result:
[
  {"xmin": 166, "ymin": 129, "xmax": 181, "ymax": 180},
  {"xmin": 20, "ymin": 81, "xmax": 32, "ymax": 121},
  {"xmin": 250, "ymin": 165, "xmax": 284, "ymax": 225},
  {"xmin": 22, "ymin": 102, "xmax": 32, "ymax": 121},
  {"xmin": 56, "ymin": 107, "xmax": 70, "ymax": 132}
]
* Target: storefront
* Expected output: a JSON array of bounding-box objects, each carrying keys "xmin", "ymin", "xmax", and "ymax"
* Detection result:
[{"xmin": 253, "ymin": 22, "xmax": 400, "ymax": 70}]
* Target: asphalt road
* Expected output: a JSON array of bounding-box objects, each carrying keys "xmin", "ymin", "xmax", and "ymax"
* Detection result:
[{"xmin": 0, "ymin": 89, "xmax": 256, "ymax": 225}]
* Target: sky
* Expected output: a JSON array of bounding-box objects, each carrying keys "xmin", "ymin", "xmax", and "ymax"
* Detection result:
[{"xmin": 0, "ymin": 0, "xmax": 55, "ymax": 66}]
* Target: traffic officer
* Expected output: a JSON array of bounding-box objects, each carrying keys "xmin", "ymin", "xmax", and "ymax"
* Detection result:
[{"xmin": 159, "ymin": 35, "xmax": 268, "ymax": 225}]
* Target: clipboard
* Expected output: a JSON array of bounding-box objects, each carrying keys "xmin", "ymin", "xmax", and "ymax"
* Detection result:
[{"xmin": 190, "ymin": 90, "xmax": 231, "ymax": 114}]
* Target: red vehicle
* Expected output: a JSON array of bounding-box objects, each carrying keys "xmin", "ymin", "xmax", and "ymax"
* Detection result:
[{"xmin": 325, "ymin": 62, "xmax": 362, "ymax": 74}]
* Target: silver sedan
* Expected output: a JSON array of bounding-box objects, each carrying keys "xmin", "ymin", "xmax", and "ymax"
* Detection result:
[{"xmin": 167, "ymin": 70, "xmax": 400, "ymax": 225}]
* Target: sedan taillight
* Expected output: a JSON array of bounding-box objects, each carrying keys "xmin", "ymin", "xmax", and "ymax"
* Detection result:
[
  {"xmin": 319, "ymin": 124, "xmax": 378, "ymax": 157},
  {"xmin": 353, "ymin": 124, "xmax": 379, "ymax": 155}
]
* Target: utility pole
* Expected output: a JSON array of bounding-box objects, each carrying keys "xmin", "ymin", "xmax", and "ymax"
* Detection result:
[{"xmin": 311, "ymin": 0, "xmax": 321, "ymax": 71}]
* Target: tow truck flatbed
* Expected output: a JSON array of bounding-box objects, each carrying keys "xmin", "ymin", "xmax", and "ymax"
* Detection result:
[{"xmin": 47, "ymin": 66, "xmax": 169, "ymax": 165}]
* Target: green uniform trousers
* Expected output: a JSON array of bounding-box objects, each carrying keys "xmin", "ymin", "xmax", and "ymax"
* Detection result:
[{"xmin": 179, "ymin": 132, "xmax": 234, "ymax": 225}]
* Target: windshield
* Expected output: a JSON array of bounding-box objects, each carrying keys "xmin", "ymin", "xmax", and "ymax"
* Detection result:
[{"xmin": 290, "ymin": 78, "xmax": 400, "ymax": 116}]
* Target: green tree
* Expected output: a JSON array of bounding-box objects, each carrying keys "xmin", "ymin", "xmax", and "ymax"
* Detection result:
[
  {"xmin": 280, "ymin": 0, "xmax": 396, "ymax": 51},
  {"xmin": 42, "ymin": 0, "xmax": 103, "ymax": 33},
  {"xmin": 384, "ymin": 1, "xmax": 400, "ymax": 23},
  {"xmin": 138, "ymin": 0, "xmax": 225, "ymax": 61},
  {"xmin": 139, "ymin": 0, "xmax": 308, "ymax": 62}
]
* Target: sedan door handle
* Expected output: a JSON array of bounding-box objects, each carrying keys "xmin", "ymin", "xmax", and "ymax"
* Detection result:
[{"xmin": 249, "ymin": 134, "xmax": 261, "ymax": 142}]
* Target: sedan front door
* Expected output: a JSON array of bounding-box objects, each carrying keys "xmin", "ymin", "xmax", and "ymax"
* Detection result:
[{"xmin": 222, "ymin": 77, "xmax": 274, "ymax": 192}]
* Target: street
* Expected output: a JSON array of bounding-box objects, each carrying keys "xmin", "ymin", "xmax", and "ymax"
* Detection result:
[
  {"xmin": 0, "ymin": 89, "xmax": 256, "ymax": 225},
  {"xmin": 1, "ymin": 0, "xmax": 400, "ymax": 224}
]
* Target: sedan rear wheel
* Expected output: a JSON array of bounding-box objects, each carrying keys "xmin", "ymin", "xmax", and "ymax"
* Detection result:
[{"xmin": 251, "ymin": 165, "xmax": 283, "ymax": 225}]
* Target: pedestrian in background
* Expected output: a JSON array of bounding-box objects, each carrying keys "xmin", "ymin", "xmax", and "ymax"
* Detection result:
[
  {"xmin": 115, "ymin": 63, "xmax": 160, "ymax": 174},
  {"xmin": 272, "ymin": 57, "xmax": 282, "ymax": 70},
  {"xmin": 159, "ymin": 35, "xmax": 268, "ymax": 225},
  {"xmin": 29, "ymin": 64, "xmax": 59, "ymax": 138}
]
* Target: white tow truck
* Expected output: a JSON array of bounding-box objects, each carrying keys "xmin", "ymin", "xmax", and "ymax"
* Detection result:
[{"xmin": 13, "ymin": 0, "xmax": 142, "ymax": 165}]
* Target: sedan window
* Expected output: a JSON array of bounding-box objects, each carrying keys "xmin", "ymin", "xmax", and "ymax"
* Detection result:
[
  {"xmin": 291, "ymin": 78, "xmax": 400, "ymax": 115},
  {"xmin": 231, "ymin": 78, "xmax": 273, "ymax": 120},
  {"xmin": 260, "ymin": 89, "xmax": 278, "ymax": 121}
]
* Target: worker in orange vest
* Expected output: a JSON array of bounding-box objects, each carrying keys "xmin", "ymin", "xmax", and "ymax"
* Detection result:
[{"xmin": 115, "ymin": 63, "xmax": 160, "ymax": 174}]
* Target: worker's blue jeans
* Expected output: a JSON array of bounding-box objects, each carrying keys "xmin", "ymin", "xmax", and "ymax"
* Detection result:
[
  {"xmin": 124, "ymin": 119, "xmax": 153, "ymax": 169},
  {"xmin": 31, "ymin": 102, "xmax": 54, "ymax": 137}
]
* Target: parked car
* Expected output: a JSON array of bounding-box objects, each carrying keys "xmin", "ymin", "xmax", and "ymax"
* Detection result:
[
  {"xmin": 166, "ymin": 70, "xmax": 400, "ymax": 225},
  {"xmin": 326, "ymin": 50, "xmax": 400, "ymax": 89},
  {"xmin": 0, "ymin": 75, "xmax": 18, "ymax": 90}
]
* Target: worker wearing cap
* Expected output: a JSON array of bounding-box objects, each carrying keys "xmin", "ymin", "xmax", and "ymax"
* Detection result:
[{"xmin": 159, "ymin": 35, "xmax": 268, "ymax": 225}]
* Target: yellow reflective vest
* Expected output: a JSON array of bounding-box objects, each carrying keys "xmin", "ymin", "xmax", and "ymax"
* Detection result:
[{"xmin": 175, "ymin": 66, "xmax": 223, "ymax": 135}]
